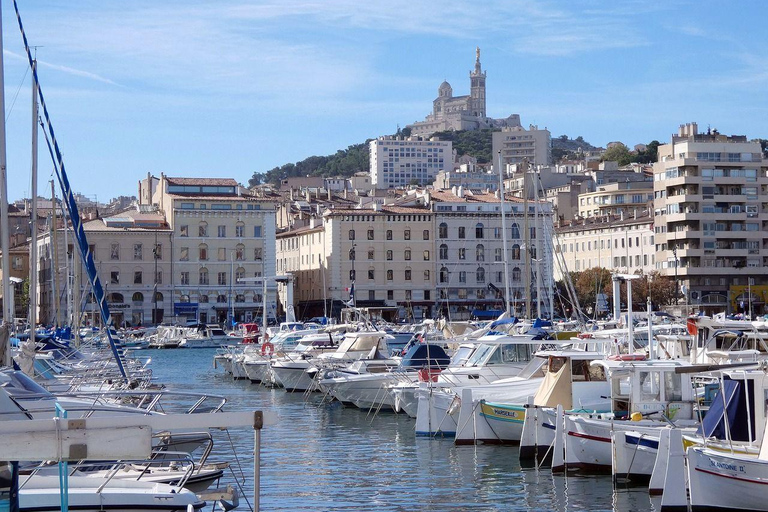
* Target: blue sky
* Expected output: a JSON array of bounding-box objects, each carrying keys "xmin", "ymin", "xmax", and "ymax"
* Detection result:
[{"xmin": 4, "ymin": 0, "xmax": 768, "ymax": 202}]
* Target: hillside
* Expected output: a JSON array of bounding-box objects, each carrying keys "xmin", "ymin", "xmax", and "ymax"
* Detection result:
[{"xmin": 250, "ymin": 130, "xmax": 601, "ymax": 187}]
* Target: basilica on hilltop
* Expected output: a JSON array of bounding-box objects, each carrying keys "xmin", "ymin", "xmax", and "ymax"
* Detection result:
[{"xmin": 406, "ymin": 47, "xmax": 521, "ymax": 137}]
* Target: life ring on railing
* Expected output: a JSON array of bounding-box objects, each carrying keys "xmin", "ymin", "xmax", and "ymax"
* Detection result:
[{"xmin": 261, "ymin": 341, "xmax": 274, "ymax": 356}]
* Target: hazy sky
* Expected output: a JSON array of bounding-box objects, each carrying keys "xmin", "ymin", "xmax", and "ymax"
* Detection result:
[{"xmin": 4, "ymin": 0, "xmax": 768, "ymax": 202}]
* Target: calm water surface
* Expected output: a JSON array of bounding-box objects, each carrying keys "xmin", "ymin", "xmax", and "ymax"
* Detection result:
[{"xmin": 145, "ymin": 348, "xmax": 658, "ymax": 511}]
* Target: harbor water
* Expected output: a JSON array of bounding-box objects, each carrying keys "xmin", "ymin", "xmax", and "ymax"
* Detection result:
[{"xmin": 147, "ymin": 348, "xmax": 659, "ymax": 511}]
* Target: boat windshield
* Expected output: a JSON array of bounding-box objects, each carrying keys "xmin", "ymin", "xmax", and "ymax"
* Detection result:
[{"xmin": 0, "ymin": 371, "xmax": 52, "ymax": 397}]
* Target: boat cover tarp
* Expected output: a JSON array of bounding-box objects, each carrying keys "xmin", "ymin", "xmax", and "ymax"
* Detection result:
[
  {"xmin": 472, "ymin": 309, "xmax": 505, "ymax": 319},
  {"xmin": 400, "ymin": 344, "xmax": 451, "ymax": 369},
  {"xmin": 534, "ymin": 358, "xmax": 572, "ymax": 410},
  {"xmin": 699, "ymin": 378, "xmax": 752, "ymax": 442}
]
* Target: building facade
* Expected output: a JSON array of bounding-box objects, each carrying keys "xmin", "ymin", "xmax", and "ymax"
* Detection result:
[
  {"xmin": 492, "ymin": 125, "xmax": 552, "ymax": 169},
  {"xmin": 370, "ymin": 136, "xmax": 452, "ymax": 189},
  {"xmin": 577, "ymin": 181, "xmax": 653, "ymax": 218},
  {"xmin": 554, "ymin": 212, "xmax": 655, "ymax": 280},
  {"xmin": 652, "ymin": 123, "xmax": 768, "ymax": 314}
]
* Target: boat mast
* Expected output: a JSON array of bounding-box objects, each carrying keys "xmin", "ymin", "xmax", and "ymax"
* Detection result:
[
  {"xmin": 0, "ymin": 0, "xmax": 10, "ymax": 328},
  {"xmin": 534, "ymin": 168, "xmax": 543, "ymax": 319},
  {"xmin": 522, "ymin": 159, "xmax": 531, "ymax": 320},
  {"xmin": 29, "ymin": 59, "xmax": 38, "ymax": 343},
  {"xmin": 50, "ymin": 180, "xmax": 59, "ymax": 325},
  {"xmin": 497, "ymin": 151, "xmax": 511, "ymax": 317}
]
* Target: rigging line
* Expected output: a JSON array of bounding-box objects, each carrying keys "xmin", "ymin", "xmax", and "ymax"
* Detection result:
[
  {"xmin": 16, "ymin": 0, "xmax": 129, "ymax": 381},
  {"xmin": 5, "ymin": 65, "xmax": 28, "ymax": 122}
]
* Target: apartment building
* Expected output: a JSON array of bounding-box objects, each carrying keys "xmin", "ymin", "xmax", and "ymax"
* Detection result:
[
  {"xmin": 370, "ymin": 136, "xmax": 452, "ymax": 189},
  {"xmin": 149, "ymin": 175, "xmax": 277, "ymax": 324},
  {"xmin": 653, "ymin": 123, "xmax": 768, "ymax": 314},
  {"xmin": 554, "ymin": 211, "xmax": 655, "ymax": 280},
  {"xmin": 492, "ymin": 125, "xmax": 551, "ymax": 169},
  {"xmin": 577, "ymin": 181, "xmax": 653, "ymax": 218}
]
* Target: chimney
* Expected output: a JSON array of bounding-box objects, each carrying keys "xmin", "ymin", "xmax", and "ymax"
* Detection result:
[
  {"xmin": 620, "ymin": 211, "xmax": 624, "ymax": 221},
  {"xmin": 457, "ymin": 185, "xmax": 464, "ymax": 199},
  {"xmin": 452, "ymin": 185, "xmax": 457, "ymax": 196},
  {"xmin": 633, "ymin": 208, "xmax": 637, "ymax": 220}
]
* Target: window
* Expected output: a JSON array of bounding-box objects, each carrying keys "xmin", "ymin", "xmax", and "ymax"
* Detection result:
[
  {"xmin": 386, "ymin": 230, "xmax": 392, "ymax": 240},
  {"xmin": 404, "ymin": 229, "xmax": 411, "ymax": 240},
  {"xmin": 439, "ymin": 223, "xmax": 448, "ymax": 238},
  {"xmin": 458, "ymin": 226, "xmax": 466, "ymax": 239},
  {"xmin": 405, "ymin": 249, "xmax": 411, "ymax": 261},
  {"xmin": 459, "ymin": 248, "xmax": 466, "ymax": 260},
  {"xmin": 180, "ymin": 225, "xmax": 188, "ymax": 237},
  {"xmin": 153, "ymin": 243, "xmax": 162, "ymax": 260},
  {"xmin": 512, "ymin": 244, "xmax": 520, "ymax": 260},
  {"xmin": 254, "ymin": 248, "xmax": 262, "ymax": 260},
  {"xmin": 387, "ymin": 270, "xmax": 393, "ymax": 281},
  {"xmin": 476, "ymin": 267, "xmax": 485, "ymax": 283},
  {"xmin": 423, "ymin": 230, "xmax": 430, "ymax": 240},
  {"xmin": 512, "ymin": 267, "xmax": 521, "ymax": 281},
  {"xmin": 180, "ymin": 247, "xmax": 189, "ymax": 261},
  {"xmin": 387, "ymin": 290, "xmax": 394, "ymax": 300},
  {"xmin": 494, "ymin": 248, "xmax": 502, "ymax": 261},
  {"xmin": 405, "ymin": 269, "xmax": 412, "ymax": 280},
  {"xmin": 180, "ymin": 272, "xmax": 189, "ymax": 285},
  {"xmin": 133, "ymin": 243, "xmax": 142, "ymax": 260},
  {"xmin": 254, "ymin": 226, "xmax": 262, "ymax": 238},
  {"xmin": 368, "ymin": 269, "xmax": 375, "ymax": 280},
  {"xmin": 155, "ymin": 270, "xmax": 163, "ymax": 284},
  {"xmin": 476, "ymin": 223, "xmax": 484, "ymax": 238},
  {"xmin": 199, "ymin": 244, "xmax": 208, "ymax": 261},
  {"xmin": 424, "ymin": 270, "xmax": 430, "ymax": 281},
  {"xmin": 199, "ymin": 222, "xmax": 208, "ymax": 237},
  {"xmin": 386, "ymin": 250, "xmax": 393, "ymax": 261},
  {"xmin": 423, "ymin": 250, "xmax": 430, "ymax": 261},
  {"xmin": 111, "ymin": 271, "xmax": 119, "ymax": 284},
  {"xmin": 459, "ymin": 271, "xmax": 466, "ymax": 283},
  {"xmin": 218, "ymin": 272, "xmax": 227, "ymax": 285},
  {"xmin": 367, "ymin": 229, "xmax": 374, "ymax": 240},
  {"xmin": 349, "ymin": 230, "xmax": 355, "ymax": 240},
  {"xmin": 235, "ymin": 223, "xmax": 244, "ymax": 238},
  {"xmin": 368, "ymin": 248, "xmax": 374, "ymax": 260},
  {"xmin": 133, "ymin": 271, "xmax": 142, "ymax": 284},
  {"xmin": 199, "ymin": 268, "xmax": 209, "ymax": 285},
  {"xmin": 110, "ymin": 243, "xmax": 120, "ymax": 260},
  {"xmin": 235, "ymin": 245, "xmax": 245, "ymax": 261},
  {"xmin": 405, "ymin": 290, "xmax": 412, "ymax": 301},
  {"xmin": 132, "ymin": 292, "xmax": 144, "ymax": 303},
  {"xmin": 368, "ymin": 290, "xmax": 376, "ymax": 301},
  {"xmin": 440, "ymin": 267, "xmax": 449, "ymax": 283},
  {"xmin": 236, "ymin": 268, "xmax": 245, "ymax": 283},
  {"xmin": 218, "ymin": 225, "xmax": 226, "ymax": 237},
  {"xmin": 218, "ymin": 248, "xmax": 226, "ymax": 261},
  {"xmin": 511, "ymin": 223, "xmax": 520, "ymax": 239},
  {"xmin": 217, "ymin": 294, "xmax": 227, "ymax": 303},
  {"xmin": 439, "ymin": 244, "xmax": 448, "ymax": 259},
  {"xmin": 476, "ymin": 244, "xmax": 485, "ymax": 262}
]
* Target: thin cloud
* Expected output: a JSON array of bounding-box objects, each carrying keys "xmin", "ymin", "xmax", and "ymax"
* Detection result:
[{"xmin": 3, "ymin": 49, "xmax": 119, "ymax": 86}]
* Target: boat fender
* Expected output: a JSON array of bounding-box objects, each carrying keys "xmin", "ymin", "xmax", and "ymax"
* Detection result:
[{"xmin": 261, "ymin": 341, "xmax": 274, "ymax": 356}]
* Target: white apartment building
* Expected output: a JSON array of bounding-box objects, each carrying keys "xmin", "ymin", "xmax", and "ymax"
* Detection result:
[
  {"xmin": 577, "ymin": 181, "xmax": 654, "ymax": 218},
  {"xmin": 492, "ymin": 125, "xmax": 552, "ymax": 169},
  {"xmin": 370, "ymin": 136, "xmax": 452, "ymax": 190},
  {"xmin": 554, "ymin": 211, "xmax": 655, "ymax": 280},
  {"xmin": 653, "ymin": 123, "xmax": 768, "ymax": 314}
]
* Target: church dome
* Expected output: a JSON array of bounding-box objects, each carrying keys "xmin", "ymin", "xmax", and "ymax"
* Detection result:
[{"xmin": 438, "ymin": 80, "xmax": 452, "ymax": 97}]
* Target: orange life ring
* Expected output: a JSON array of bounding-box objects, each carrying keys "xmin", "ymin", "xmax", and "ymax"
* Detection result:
[{"xmin": 261, "ymin": 341, "xmax": 274, "ymax": 356}]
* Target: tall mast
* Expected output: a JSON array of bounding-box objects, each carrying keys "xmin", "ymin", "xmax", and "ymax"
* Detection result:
[
  {"xmin": 497, "ymin": 151, "xmax": 511, "ymax": 317},
  {"xmin": 50, "ymin": 181, "xmax": 59, "ymax": 325},
  {"xmin": 0, "ymin": 0, "xmax": 10, "ymax": 328},
  {"xmin": 29, "ymin": 59, "xmax": 38, "ymax": 343},
  {"xmin": 522, "ymin": 159, "xmax": 531, "ymax": 320}
]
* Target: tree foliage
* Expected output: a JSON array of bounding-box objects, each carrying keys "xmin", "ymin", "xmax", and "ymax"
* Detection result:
[
  {"xmin": 559, "ymin": 268, "xmax": 678, "ymax": 318},
  {"xmin": 601, "ymin": 143, "xmax": 633, "ymax": 166},
  {"xmin": 249, "ymin": 142, "xmax": 371, "ymax": 187},
  {"xmin": 430, "ymin": 129, "xmax": 495, "ymax": 163}
]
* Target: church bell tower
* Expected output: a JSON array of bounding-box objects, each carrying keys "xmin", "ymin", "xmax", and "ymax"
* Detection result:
[{"xmin": 469, "ymin": 46, "xmax": 486, "ymax": 118}]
